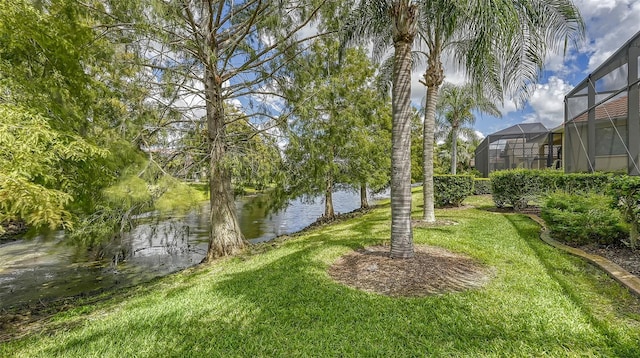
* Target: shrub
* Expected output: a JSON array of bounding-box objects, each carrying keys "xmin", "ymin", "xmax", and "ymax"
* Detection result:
[
  {"xmin": 541, "ymin": 192, "xmax": 626, "ymax": 245},
  {"xmin": 552, "ymin": 172, "xmax": 613, "ymax": 194},
  {"xmin": 608, "ymin": 176, "xmax": 640, "ymax": 249},
  {"xmin": 490, "ymin": 170, "xmax": 614, "ymax": 211},
  {"xmin": 490, "ymin": 169, "xmax": 544, "ymax": 211},
  {"xmin": 434, "ymin": 175, "xmax": 473, "ymax": 207},
  {"xmin": 473, "ymin": 178, "xmax": 492, "ymax": 195}
]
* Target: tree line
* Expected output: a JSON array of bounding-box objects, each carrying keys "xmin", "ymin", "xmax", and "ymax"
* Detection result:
[{"xmin": 0, "ymin": 0, "xmax": 583, "ymax": 261}]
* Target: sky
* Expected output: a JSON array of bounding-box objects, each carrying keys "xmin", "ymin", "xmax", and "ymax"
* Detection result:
[{"xmin": 413, "ymin": 0, "xmax": 640, "ymax": 138}]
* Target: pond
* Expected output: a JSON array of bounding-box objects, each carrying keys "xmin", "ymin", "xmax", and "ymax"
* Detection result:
[{"xmin": 0, "ymin": 190, "xmax": 387, "ymax": 309}]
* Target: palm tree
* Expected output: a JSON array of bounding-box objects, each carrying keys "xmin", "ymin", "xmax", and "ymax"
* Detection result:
[
  {"xmin": 342, "ymin": 0, "xmax": 419, "ymax": 258},
  {"xmin": 416, "ymin": 0, "xmax": 583, "ymax": 222},
  {"xmin": 435, "ymin": 138, "xmax": 480, "ymax": 174},
  {"xmin": 436, "ymin": 83, "xmax": 500, "ymax": 174}
]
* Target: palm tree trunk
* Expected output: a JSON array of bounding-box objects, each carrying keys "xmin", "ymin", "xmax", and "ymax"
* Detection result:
[
  {"xmin": 422, "ymin": 84, "xmax": 438, "ymax": 222},
  {"xmin": 451, "ymin": 125, "xmax": 458, "ymax": 175},
  {"xmin": 360, "ymin": 183, "xmax": 368, "ymax": 209},
  {"xmin": 390, "ymin": 38, "xmax": 414, "ymax": 259},
  {"xmin": 203, "ymin": 69, "xmax": 247, "ymax": 262}
]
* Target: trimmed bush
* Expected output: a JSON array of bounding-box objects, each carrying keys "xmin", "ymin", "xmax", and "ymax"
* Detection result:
[
  {"xmin": 434, "ymin": 175, "xmax": 473, "ymax": 207},
  {"xmin": 490, "ymin": 169, "xmax": 545, "ymax": 211},
  {"xmin": 541, "ymin": 192, "xmax": 626, "ymax": 245},
  {"xmin": 473, "ymin": 178, "xmax": 492, "ymax": 195},
  {"xmin": 608, "ymin": 176, "xmax": 640, "ymax": 249},
  {"xmin": 490, "ymin": 170, "xmax": 614, "ymax": 211},
  {"xmin": 552, "ymin": 172, "xmax": 612, "ymax": 194}
]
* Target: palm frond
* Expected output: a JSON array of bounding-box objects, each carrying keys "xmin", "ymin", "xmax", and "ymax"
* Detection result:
[{"xmin": 340, "ymin": 0, "xmax": 394, "ymax": 60}]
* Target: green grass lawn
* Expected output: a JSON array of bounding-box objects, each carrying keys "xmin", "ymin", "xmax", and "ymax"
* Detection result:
[{"xmin": 2, "ymin": 192, "xmax": 640, "ymax": 357}]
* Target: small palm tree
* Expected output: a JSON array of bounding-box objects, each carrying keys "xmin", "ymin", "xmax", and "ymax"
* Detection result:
[
  {"xmin": 436, "ymin": 83, "xmax": 500, "ymax": 175},
  {"xmin": 436, "ymin": 137, "xmax": 480, "ymax": 174}
]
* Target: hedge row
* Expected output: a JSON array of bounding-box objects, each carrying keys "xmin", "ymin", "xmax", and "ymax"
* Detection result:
[
  {"xmin": 433, "ymin": 175, "xmax": 473, "ymax": 207},
  {"xmin": 473, "ymin": 178, "xmax": 492, "ymax": 195},
  {"xmin": 490, "ymin": 169, "xmax": 613, "ymax": 211},
  {"xmin": 489, "ymin": 169, "xmax": 640, "ymax": 249}
]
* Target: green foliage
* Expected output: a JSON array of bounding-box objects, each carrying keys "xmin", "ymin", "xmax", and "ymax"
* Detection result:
[
  {"xmin": 490, "ymin": 169, "xmax": 545, "ymax": 210},
  {"xmin": 70, "ymin": 169, "xmax": 207, "ymax": 247},
  {"xmin": 491, "ymin": 170, "xmax": 613, "ymax": 211},
  {"xmin": 281, "ymin": 39, "xmax": 391, "ymax": 207},
  {"xmin": 473, "ymin": 178, "xmax": 492, "ymax": 195},
  {"xmin": 103, "ymin": 176, "xmax": 152, "ymax": 209},
  {"xmin": 0, "ymin": 175, "xmax": 72, "ymax": 233},
  {"xmin": 0, "ymin": 105, "xmax": 107, "ymax": 232},
  {"xmin": 155, "ymin": 177, "xmax": 207, "ymax": 214},
  {"xmin": 0, "ymin": 0, "xmax": 116, "ymax": 131},
  {"xmin": 549, "ymin": 172, "xmax": 613, "ymax": 194},
  {"xmin": 435, "ymin": 83, "xmax": 500, "ymax": 175},
  {"xmin": 226, "ymin": 113, "xmax": 283, "ymax": 192},
  {"xmin": 170, "ymin": 105, "xmax": 283, "ymax": 192},
  {"xmin": 433, "ymin": 175, "xmax": 473, "ymax": 207},
  {"xmin": 608, "ymin": 176, "xmax": 640, "ymax": 249},
  {"xmin": 541, "ymin": 192, "xmax": 625, "ymax": 245},
  {"xmin": 0, "ymin": 0, "xmax": 153, "ymax": 232}
]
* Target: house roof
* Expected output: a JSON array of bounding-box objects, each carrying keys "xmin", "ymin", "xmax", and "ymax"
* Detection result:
[
  {"xmin": 571, "ymin": 95, "xmax": 628, "ymax": 122},
  {"xmin": 489, "ymin": 123, "xmax": 548, "ymax": 137}
]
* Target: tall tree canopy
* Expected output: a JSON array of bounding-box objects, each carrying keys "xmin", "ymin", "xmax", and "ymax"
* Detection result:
[
  {"xmin": 0, "ymin": 0, "xmax": 145, "ymax": 232},
  {"xmin": 281, "ymin": 39, "xmax": 391, "ymax": 218},
  {"xmin": 90, "ymin": 0, "xmax": 331, "ymax": 261},
  {"xmin": 342, "ymin": 0, "xmax": 583, "ymax": 257}
]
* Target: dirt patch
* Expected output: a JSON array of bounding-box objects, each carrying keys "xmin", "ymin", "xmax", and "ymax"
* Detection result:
[
  {"xmin": 328, "ymin": 245, "xmax": 493, "ymax": 297},
  {"xmin": 412, "ymin": 219, "xmax": 458, "ymax": 228}
]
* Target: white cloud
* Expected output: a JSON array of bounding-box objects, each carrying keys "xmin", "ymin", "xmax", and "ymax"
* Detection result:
[
  {"xmin": 252, "ymin": 82, "xmax": 285, "ymax": 113},
  {"xmin": 575, "ymin": 0, "xmax": 640, "ymax": 72},
  {"xmin": 522, "ymin": 76, "xmax": 574, "ymax": 129}
]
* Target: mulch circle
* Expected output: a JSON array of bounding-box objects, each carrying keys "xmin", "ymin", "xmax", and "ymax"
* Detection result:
[
  {"xmin": 328, "ymin": 245, "xmax": 493, "ymax": 297},
  {"xmin": 412, "ymin": 219, "xmax": 458, "ymax": 228}
]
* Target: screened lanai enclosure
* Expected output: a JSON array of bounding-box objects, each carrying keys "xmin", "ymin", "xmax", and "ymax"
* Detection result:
[
  {"xmin": 474, "ymin": 123, "xmax": 560, "ymax": 177},
  {"xmin": 564, "ymin": 30, "xmax": 640, "ymax": 175}
]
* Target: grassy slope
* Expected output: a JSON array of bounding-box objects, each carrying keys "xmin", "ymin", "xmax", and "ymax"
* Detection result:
[{"xmin": 2, "ymin": 193, "xmax": 640, "ymax": 357}]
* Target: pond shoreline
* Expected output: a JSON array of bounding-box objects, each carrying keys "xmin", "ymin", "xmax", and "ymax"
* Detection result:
[
  {"xmin": 0, "ymin": 204, "xmax": 378, "ymax": 314},
  {"xmin": 0, "ymin": 220, "xmax": 28, "ymax": 244},
  {"xmin": 0, "ymin": 204, "xmax": 379, "ymax": 341}
]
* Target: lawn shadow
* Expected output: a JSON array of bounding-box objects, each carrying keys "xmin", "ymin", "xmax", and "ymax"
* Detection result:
[
  {"xmin": 8, "ymin": 207, "xmax": 640, "ymax": 357},
  {"xmin": 503, "ymin": 214, "xmax": 640, "ymax": 357}
]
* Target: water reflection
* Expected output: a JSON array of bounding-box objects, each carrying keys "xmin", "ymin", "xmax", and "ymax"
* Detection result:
[{"xmin": 0, "ymin": 190, "xmax": 386, "ymax": 308}]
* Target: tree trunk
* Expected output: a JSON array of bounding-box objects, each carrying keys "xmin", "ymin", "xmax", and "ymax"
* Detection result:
[
  {"xmin": 202, "ymin": 68, "xmax": 247, "ymax": 263},
  {"xmin": 390, "ymin": 39, "xmax": 414, "ymax": 259},
  {"xmin": 360, "ymin": 183, "xmax": 368, "ymax": 209},
  {"xmin": 422, "ymin": 85, "xmax": 438, "ymax": 222},
  {"xmin": 325, "ymin": 175, "xmax": 335, "ymax": 219},
  {"xmin": 421, "ymin": 44, "xmax": 444, "ymax": 223},
  {"xmin": 451, "ymin": 125, "xmax": 458, "ymax": 175}
]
